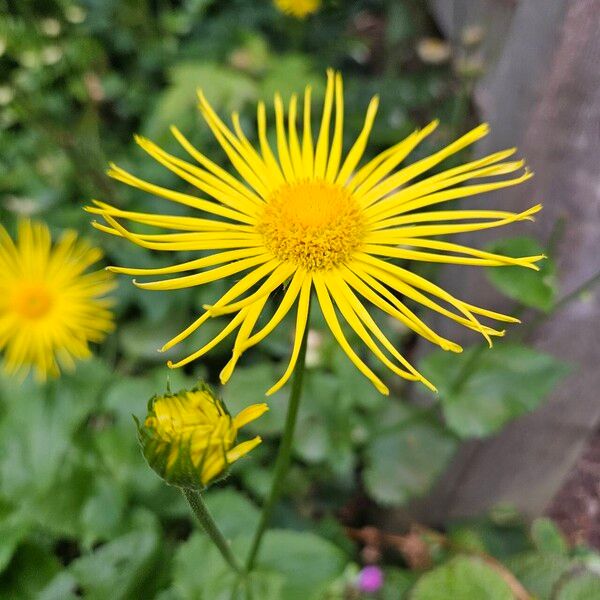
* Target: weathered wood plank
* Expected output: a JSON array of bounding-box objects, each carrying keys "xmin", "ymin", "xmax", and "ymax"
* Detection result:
[{"xmin": 415, "ymin": 0, "xmax": 600, "ymax": 521}]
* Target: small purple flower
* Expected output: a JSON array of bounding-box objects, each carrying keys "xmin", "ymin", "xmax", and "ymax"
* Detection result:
[{"xmin": 358, "ymin": 565, "xmax": 384, "ymax": 594}]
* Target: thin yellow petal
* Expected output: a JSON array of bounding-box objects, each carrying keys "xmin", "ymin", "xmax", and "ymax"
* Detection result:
[
  {"xmin": 226, "ymin": 436, "xmax": 262, "ymax": 464},
  {"xmin": 313, "ymin": 273, "xmax": 389, "ymax": 395},
  {"xmin": 313, "ymin": 69, "xmax": 335, "ymax": 179},
  {"xmin": 233, "ymin": 404, "xmax": 270, "ymax": 430},
  {"xmin": 267, "ymin": 275, "xmax": 312, "ymax": 396}
]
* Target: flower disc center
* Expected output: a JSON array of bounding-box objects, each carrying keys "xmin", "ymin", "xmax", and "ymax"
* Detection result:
[
  {"xmin": 11, "ymin": 284, "xmax": 54, "ymax": 320},
  {"xmin": 259, "ymin": 181, "xmax": 365, "ymax": 271}
]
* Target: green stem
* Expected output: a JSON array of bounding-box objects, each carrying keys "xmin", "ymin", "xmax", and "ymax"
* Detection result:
[
  {"xmin": 182, "ymin": 488, "xmax": 243, "ymax": 575},
  {"xmin": 244, "ymin": 324, "xmax": 310, "ymax": 573}
]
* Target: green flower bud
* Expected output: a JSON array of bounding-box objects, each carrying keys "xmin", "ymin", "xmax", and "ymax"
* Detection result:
[{"xmin": 137, "ymin": 384, "xmax": 268, "ymax": 490}]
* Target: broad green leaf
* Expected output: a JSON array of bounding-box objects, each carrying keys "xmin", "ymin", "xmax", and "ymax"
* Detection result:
[
  {"xmin": 410, "ymin": 555, "xmax": 513, "ymax": 600},
  {"xmin": 144, "ymin": 62, "xmax": 257, "ymax": 141},
  {"xmin": 420, "ymin": 343, "xmax": 570, "ymax": 438},
  {"xmin": 486, "ymin": 236, "xmax": 556, "ymax": 312},
  {"xmin": 0, "ymin": 508, "xmax": 30, "ymax": 574},
  {"xmin": 555, "ymin": 572, "xmax": 600, "ymax": 600},
  {"xmin": 203, "ymin": 489, "xmax": 260, "ymax": 539},
  {"xmin": 0, "ymin": 543, "xmax": 61, "ymax": 599},
  {"xmin": 531, "ymin": 518, "xmax": 568, "ymax": 555},
  {"xmin": 505, "ymin": 552, "xmax": 573, "ymax": 599},
  {"xmin": 363, "ymin": 407, "xmax": 457, "ymax": 506},
  {"xmin": 257, "ymin": 529, "xmax": 347, "ymax": 600},
  {"xmin": 69, "ymin": 526, "xmax": 160, "ymax": 600},
  {"xmin": 172, "ymin": 532, "xmax": 243, "ymax": 600}
]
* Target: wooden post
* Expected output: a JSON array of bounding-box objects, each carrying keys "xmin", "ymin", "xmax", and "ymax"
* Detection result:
[{"xmin": 414, "ymin": 0, "xmax": 600, "ymax": 522}]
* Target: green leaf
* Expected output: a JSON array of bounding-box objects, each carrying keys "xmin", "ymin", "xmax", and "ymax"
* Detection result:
[
  {"xmin": 505, "ymin": 552, "xmax": 573, "ymax": 599},
  {"xmin": 555, "ymin": 571, "xmax": 600, "ymax": 600},
  {"xmin": 172, "ymin": 532, "xmax": 241, "ymax": 600},
  {"xmin": 203, "ymin": 489, "xmax": 260, "ymax": 540},
  {"xmin": 420, "ymin": 343, "xmax": 570, "ymax": 438},
  {"xmin": 410, "ymin": 556, "xmax": 514, "ymax": 600},
  {"xmin": 486, "ymin": 236, "xmax": 556, "ymax": 312},
  {"xmin": 69, "ymin": 525, "xmax": 160, "ymax": 600},
  {"xmin": 144, "ymin": 62, "xmax": 257, "ymax": 141},
  {"xmin": 531, "ymin": 518, "xmax": 568, "ymax": 555},
  {"xmin": 257, "ymin": 529, "xmax": 347, "ymax": 600},
  {"xmin": 0, "ymin": 508, "xmax": 31, "ymax": 574},
  {"xmin": 0, "ymin": 543, "xmax": 61, "ymax": 599},
  {"xmin": 363, "ymin": 406, "xmax": 457, "ymax": 506}
]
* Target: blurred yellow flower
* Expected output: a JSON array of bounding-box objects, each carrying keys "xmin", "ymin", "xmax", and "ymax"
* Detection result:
[
  {"xmin": 139, "ymin": 385, "xmax": 267, "ymax": 489},
  {"xmin": 89, "ymin": 70, "xmax": 542, "ymax": 395},
  {"xmin": 274, "ymin": 0, "xmax": 321, "ymax": 18},
  {"xmin": 0, "ymin": 220, "xmax": 115, "ymax": 380}
]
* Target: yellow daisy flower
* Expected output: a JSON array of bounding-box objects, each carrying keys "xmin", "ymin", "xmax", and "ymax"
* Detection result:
[
  {"xmin": 0, "ymin": 220, "xmax": 115, "ymax": 380},
  {"xmin": 274, "ymin": 0, "xmax": 321, "ymax": 19},
  {"xmin": 139, "ymin": 385, "xmax": 268, "ymax": 489},
  {"xmin": 88, "ymin": 70, "xmax": 542, "ymax": 396}
]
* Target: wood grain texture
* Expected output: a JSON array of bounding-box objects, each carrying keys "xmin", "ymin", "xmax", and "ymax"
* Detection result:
[{"xmin": 416, "ymin": 0, "xmax": 600, "ymax": 521}]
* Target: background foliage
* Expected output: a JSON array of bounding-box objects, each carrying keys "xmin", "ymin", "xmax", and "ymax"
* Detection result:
[{"xmin": 0, "ymin": 0, "xmax": 597, "ymax": 598}]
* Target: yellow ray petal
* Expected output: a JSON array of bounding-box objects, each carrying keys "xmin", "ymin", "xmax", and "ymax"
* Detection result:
[
  {"xmin": 107, "ymin": 248, "xmax": 265, "ymax": 277},
  {"xmin": 370, "ymin": 204, "xmax": 541, "ymax": 232},
  {"xmin": 267, "ymin": 275, "xmax": 312, "ymax": 396},
  {"xmin": 257, "ymin": 102, "xmax": 286, "ymax": 184},
  {"xmin": 274, "ymin": 93, "xmax": 297, "ymax": 182},
  {"xmin": 205, "ymin": 262, "xmax": 295, "ymax": 317},
  {"xmin": 86, "ymin": 200, "xmax": 253, "ymax": 233},
  {"xmin": 167, "ymin": 308, "xmax": 250, "ymax": 368},
  {"xmin": 220, "ymin": 295, "xmax": 270, "ymax": 383},
  {"xmin": 302, "ymin": 86, "xmax": 314, "ymax": 177},
  {"xmin": 326, "ymin": 273, "xmax": 429, "ymax": 385},
  {"xmin": 226, "ymin": 436, "xmax": 262, "ymax": 464},
  {"xmin": 233, "ymin": 404, "xmax": 269, "ymax": 430},
  {"xmin": 313, "ymin": 273, "xmax": 389, "ymax": 395},
  {"xmin": 336, "ymin": 95, "xmax": 379, "ymax": 185},
  {"xmin": 240, "ymin": 270, "xmax": 306, "ymax": 352},
  {"xmin": 325, "ymin": 73, "xmax": 344, "ymax": 182},
  {"xmin": 363, "ymin": 243, "xmax": 543, "ymax": 269},
  {"xmin": 288, "ymin": 94, "xmax": 304, "ymax": 178},
  {"xmin": 357, "ymin": 254, "xmax": 493, "ymax": 345},
  {"xmin": 107, "ymin": 163, "xmax": 254, "ymax": 224},
  {"xmin": 170, "ymin": 124, "xmax": 267, "ymax": 204},
  {"xmin": 135, "ymin": 135, "xmax": 262, "ymax": 214},
  {"xmin": 349, "ymin": 120, "xmax": 440, "ymax": 198},
  {"xmin": 365, "ymin": 160, "xmax": 527, "ymax": 220},
  {"xmin": 357, "ymin": 123, "xmax": 491, "ymax": 207},
  {"xmin": 371, "ymin": 170, "xmax": 534, "ymax": 222},
  {"xmin": 313, "ymin": 69, "xmax": 335, "ymax": 179},
  {"xmin": 198, "ymin": 91, "xmax": 271, "ymax": 198},
  {"xmin": 133, "ymin": 253, "xmax": 271, "ymax": 291},
  {"xmin": 342, "ymin": 264, "xmax": 464, "ymax": 352}
]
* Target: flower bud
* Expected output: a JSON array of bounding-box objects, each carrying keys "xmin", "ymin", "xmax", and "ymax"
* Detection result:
[{"xmin": 137, "ymin": 384, "xmax": 268, "ymax": 490}]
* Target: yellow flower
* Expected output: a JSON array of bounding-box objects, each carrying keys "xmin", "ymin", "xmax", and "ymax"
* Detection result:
[
  {"xmin": 0, "ymin": 220, "xmax": 115, "ymax": 380},
  {"xmin": 274, "ymin": 0, "xmax": 321, "ymax": 18},
  {"xmin": 139, "ymin": 385, "xmax": 268, "ymax": 489},
  {"xmin": 88, "ymin": 70, "xmax": 543, "ymax": 396}
]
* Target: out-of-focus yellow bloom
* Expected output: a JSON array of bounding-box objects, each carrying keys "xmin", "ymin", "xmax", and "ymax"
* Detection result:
[
  {"xmin": 89, "ymin": 70, "xmax": 542, "ymax": 396},
  {"xmin": 274, "ymin": 0, "xmax": 321, "ymax": 18},
  {"xmin": 139, "ymin": 385, "xmax": 268, "ymax": 490},
  {"xmin": 0, "ymin": 220, "xmax": 115, "ymax": 380}
]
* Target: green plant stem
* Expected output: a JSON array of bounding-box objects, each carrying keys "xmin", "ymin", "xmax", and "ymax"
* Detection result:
[
  {"xmin": 244, "ymin": 324, "xmax": 310, "ymax": 573},
  {"xmin": 182, "ymin": 488, "xmax": 243, "ymax": 575}
]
